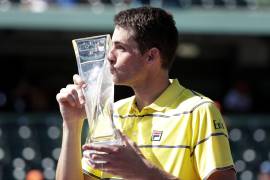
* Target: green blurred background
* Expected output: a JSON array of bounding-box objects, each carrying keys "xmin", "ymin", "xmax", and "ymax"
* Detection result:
[{"xmin": 0, "ymin": 0, "xmax": 270, "ymax": 179}]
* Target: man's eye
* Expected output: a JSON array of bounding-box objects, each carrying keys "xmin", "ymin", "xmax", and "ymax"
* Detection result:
[{"xmin": 117, "ymin": 46, "xmax": 126, "ymax": 51}]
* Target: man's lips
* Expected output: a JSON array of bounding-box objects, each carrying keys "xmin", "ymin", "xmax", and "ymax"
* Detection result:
[{"xmin": 110, "ymin": 67, "xmax": 115, "ymax": 73}]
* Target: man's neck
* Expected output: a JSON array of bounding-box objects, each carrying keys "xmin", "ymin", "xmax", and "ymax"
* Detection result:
[{"xmin": 132, "ymin": 75, "xmax": 170, "ymax": 111}]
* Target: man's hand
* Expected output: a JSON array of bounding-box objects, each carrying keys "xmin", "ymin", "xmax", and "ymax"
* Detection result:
[
  {"xmin": 82, "ymin": 132, "xmax": 179, "ymax": 180},
  {"xmin": 82, "ymin": 132, "xmax": 149, "ymax": 179},
  {"xmin": 56, "ymin": 74, "xmax": 86, "ymax": 125}
]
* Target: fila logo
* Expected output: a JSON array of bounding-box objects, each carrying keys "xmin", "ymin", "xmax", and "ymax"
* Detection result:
[{"xmin": 151, "ymin": 130, "xmax": 163, "ymax": 141}]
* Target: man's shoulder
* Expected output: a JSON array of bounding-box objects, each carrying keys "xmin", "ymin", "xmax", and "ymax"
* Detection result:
[{"xmin": 178, "ymin": 89, "xmax": 214, "ymax": 113}]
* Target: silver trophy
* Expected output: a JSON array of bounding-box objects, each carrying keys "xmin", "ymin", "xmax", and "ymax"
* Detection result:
[{"xmin": 72, "ymin": 35, "xmax": 122, "ymax": 146}]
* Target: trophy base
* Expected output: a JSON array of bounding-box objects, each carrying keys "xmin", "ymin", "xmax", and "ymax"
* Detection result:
[{"xmin": 84, "ymin": 139, "xmax": 122, "ymax": 164}]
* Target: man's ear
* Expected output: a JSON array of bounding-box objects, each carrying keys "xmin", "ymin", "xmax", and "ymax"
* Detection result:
[
  {"xmin": 146, "ymin": 48, "xmax": 160, "ymax": 62},
  {"xmin": 147, "ymin": 55, "xmax": 152, "ymax": 61}
]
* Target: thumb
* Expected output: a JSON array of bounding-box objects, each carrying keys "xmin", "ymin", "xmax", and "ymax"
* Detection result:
[
  {"xmin": 116, "ymin": 129, "xmax": 128, "ymax": 145},
  {"xmin": 115, "ymin": 129, "xmax": 132, "ymax": 147},
  {"xmin": 118, "ymin": 130, "xmax": 141, "ymax": 152}
]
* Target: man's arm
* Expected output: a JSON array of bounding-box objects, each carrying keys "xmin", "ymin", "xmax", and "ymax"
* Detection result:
[
  {"xmin": 208, "ymin": 169, "xmax": 236, "ymax": 180},
  {"xmin": 56, "ymin": 74, "xmax": 91, "ymax": 180},
  {"xmin": 56, "ymin": 121, "xmax": 85, "ymax": 180}
]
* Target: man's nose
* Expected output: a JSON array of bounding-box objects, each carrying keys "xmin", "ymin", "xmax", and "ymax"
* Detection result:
[{"xmin": 107, "ymin": 48, "xmax": 116, "ymax": 64}]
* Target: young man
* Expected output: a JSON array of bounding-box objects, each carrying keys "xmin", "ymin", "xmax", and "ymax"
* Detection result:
[{"xmin": 56, "ymin": 7, "xmax": 236, "ymax": 180}]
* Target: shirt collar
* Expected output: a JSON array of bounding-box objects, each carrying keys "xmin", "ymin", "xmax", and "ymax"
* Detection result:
[{"xmin": 129, "ymin": 79, "xmax": 185, "ymax": 113}]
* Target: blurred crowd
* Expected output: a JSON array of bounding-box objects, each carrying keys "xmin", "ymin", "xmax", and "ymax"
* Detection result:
[
  {"xmin": 0, "ymin": 78, "xmax": 255, "ymax": 113},
  {"xmin": 0, "ymin": 79, "xmax": 52, "ymax": 113},
  {"xmin": 1, "ymin": 0, "xmax": 269, "ymax": 12}
]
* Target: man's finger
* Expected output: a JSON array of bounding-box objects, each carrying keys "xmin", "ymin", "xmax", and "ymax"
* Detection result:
[
  {"xmin": 56, "ymin": 92, "xmax": 76, "ymax": 107},
  {"xmin": 73, "ymin": 74, "xmax": 86, "ymax": 86},
  {"xmin": 87, "ymin": 159, "xmax": 111, "ymax": 170},
  {"xmin": 90, "ymin": 152, "xmax": 112, "ymax": 162},
  {"xmin": 82, "ymin": 144, "xmax": 120, "ymax": 154}
]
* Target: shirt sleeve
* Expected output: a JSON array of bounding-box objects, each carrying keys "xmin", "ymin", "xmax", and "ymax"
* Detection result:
[{"xmin": 191, "ymin": 101, "xmax": 235, "ymax": 179}]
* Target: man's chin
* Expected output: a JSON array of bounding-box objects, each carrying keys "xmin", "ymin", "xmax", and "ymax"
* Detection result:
[
  {"xmin": 113, "ymin": 81, "xmax": 125, "ymax": 86},
  {"xmin": 112, "ymin": 78, "xmax": 121, "ymax": 85},
  {"xmin": 112, "ymin": 79, "xmax": 129, "ymax": 86}
]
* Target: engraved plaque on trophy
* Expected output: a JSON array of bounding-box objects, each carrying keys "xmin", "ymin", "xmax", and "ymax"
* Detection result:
[{"xmin": 72, "ymin": 35, "xmax": 122, "ymax": 145}]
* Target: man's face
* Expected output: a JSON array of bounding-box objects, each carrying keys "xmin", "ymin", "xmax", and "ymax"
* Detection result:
[{"xmin": 108, "ymin": 26, "xmax": 148, "ymax": 87}]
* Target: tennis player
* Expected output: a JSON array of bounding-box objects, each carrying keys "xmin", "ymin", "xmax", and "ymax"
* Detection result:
[{"xmin": 56, "ymin": 6, "xmax": 236, "ymax": 180}]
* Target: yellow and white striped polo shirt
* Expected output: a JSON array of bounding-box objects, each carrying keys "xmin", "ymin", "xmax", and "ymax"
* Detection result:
[{"xmin": 82, "ymin": 79, "xmax": 235, "ymax": 180}]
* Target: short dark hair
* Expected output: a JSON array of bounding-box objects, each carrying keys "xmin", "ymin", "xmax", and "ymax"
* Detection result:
[{"xmin": 114, "ymin": 6, "xmax": 179, "ymax": 69}]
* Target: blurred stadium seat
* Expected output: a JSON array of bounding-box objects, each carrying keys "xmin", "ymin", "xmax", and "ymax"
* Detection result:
[
  {"xmin": 0, "ymin": 113, "xmax": 89, "ymax": 179},
  {"xmin": 226, "ymin": 115, "xmax": 270, "ymax": 180},
  {"xmin": 0, "ymin": 113, "xmax": 269, "ymax": 179},
  {"xmin": 0, "ymin": 114, "xmax": 62, "ymax": 179}
]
